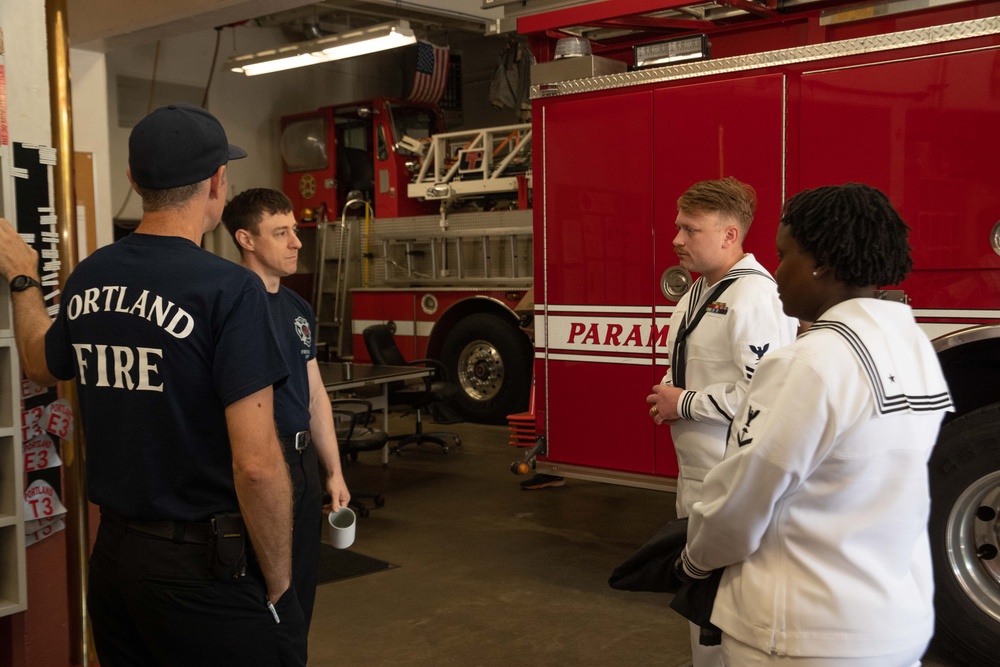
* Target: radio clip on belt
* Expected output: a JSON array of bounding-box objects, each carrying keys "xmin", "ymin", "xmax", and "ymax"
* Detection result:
[{"xmin": 209, "ymin": 512, "xmax": 247, "ymax": 579}]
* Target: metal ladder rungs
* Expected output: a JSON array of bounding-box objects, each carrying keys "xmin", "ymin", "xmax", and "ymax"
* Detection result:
[{"xmin": 312, "ymin": 217, "xmax": 353, "ymax": 360}]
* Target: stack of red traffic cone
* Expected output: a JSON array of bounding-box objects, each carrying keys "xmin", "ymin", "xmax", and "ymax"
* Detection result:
[{"xmin": 507, "ymin": 375, "xmax": 535, "ymax": 447}]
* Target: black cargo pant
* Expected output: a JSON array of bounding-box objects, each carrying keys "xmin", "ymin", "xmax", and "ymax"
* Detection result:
[
  {"xmin": 285, "ymin": 439, "xmax": 323, "ymax": 631},
  {"xmin": 88, "ymin": 512, "xmax": 307, "ymax": 667}
]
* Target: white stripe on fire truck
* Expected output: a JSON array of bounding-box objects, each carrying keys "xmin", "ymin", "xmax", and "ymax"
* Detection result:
[
  {"xmin": 542, "ymin": 352, "xmax": 652, "ymax": 366},
  {"xmin": 536, "ymin": 311, "xmax": 998, "ymax": 367},
  {"xmin": 351, "ymin": 319, "xmax": 434, "ymax": 337},
  {"xmin": 351, "ymin": 310, "xmax": 997, "ymax": 347},
  {"xmin": 913, "ymin": 308, "xmax": 1000, "ymax": 319},
  {"xmin": 541, "ymin": 305, "xmax": 1000, "ymax": 319},
  {"xmin": 544, "ymin": 304, "xmax": 676, "ymax": 315},
  {"xmin": 537, "ymin": 322, "xmax": 991, "ymax": 366},
  {"xmin": 920, "ymin": 322, "xmax": 990, "ymax": 340}
]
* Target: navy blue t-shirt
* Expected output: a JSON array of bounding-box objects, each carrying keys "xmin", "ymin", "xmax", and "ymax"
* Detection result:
[
  {"xmin": 268, "ymin": 286, "xmax": 317, "ymax": 439},
  {"xmin": 44, "ymin": 233, "xmax": 289, "ymax": 521}
]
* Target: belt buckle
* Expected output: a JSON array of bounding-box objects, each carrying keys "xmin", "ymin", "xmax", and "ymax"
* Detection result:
[{"xmin": 295, "ymin": 430, "xmax": 311, "ymax": 452}]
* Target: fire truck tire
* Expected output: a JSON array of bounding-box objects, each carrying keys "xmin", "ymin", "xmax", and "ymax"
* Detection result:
[
  {"xmin": 927, "ymin": 403, "xmax": 1000, "ymax": 666},
  {"xmin": 441, "ymin": 313, "xmax": 532, "ymax": 425}
]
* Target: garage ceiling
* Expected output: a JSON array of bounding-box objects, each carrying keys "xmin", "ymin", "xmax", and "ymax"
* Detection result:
[
  {"xmin": 68, "ymin": 0, "xmax": 884, "ymax": 54},
  {"xmin": 68, "ymin": 0, "xmax": 505, "ymax": 52}
]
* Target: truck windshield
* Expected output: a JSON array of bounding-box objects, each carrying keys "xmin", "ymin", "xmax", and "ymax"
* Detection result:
[{"xmin": 387, "ymin": 104, "xmax": 438, "ymax": 156}]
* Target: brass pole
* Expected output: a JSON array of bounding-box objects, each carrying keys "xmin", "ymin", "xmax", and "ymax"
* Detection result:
[{"xmin": 45, "ymin": 1, "xmax": 92, "ymax": 664}]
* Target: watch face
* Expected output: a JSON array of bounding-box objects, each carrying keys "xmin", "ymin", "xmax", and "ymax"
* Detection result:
[{"xmin": 11, "ymin": 275, "xmax": 40, "ymax": 292}]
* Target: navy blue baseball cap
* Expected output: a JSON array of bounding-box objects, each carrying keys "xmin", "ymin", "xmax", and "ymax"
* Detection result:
[{"xmin": 128, "ymin": 104, "xmax": 247, "ymax": 189}]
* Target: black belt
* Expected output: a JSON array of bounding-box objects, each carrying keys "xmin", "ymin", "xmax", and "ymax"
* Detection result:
[
  {"xmin": 102, "ymin": 509, "xmax": 212, "ymax": 545},
  {"xmin": 280, "ymin": 429, "xmax": 311, "ymax": 452}
]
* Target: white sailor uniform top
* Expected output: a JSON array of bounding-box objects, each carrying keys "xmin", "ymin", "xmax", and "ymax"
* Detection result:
[
  {"xmin": 664, "ymin": 253, "xmax": 798, "ymax": 517},
  {"xmin": 685, "ymin": 298, "xmax": 953, "ymax": 658}
]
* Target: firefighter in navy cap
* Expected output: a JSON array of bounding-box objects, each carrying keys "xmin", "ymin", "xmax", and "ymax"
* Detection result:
[{"xmin": 0, "ymin": 104, "xmax": 306, "ymax": 666}]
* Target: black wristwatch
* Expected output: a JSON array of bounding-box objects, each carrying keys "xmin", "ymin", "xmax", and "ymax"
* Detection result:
[{"xmin": 9, "ymin": 275, "xmax": 43, "ymax": 292}]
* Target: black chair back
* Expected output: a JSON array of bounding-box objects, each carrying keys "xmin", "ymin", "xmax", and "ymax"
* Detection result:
[
  {"xmin": 363, "ymin": 324, "xmax": 408, "ymax": 366},
  {"xmin": 363, "ymin": 324, "xmax": 409, "ymax": 394},
  {"xmin": 360, "ymin": 325, "xmax": 462, "ymax": 455}
]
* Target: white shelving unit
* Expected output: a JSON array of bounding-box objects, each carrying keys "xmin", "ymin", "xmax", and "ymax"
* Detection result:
[
  {"xmin": 0, "ymin": 286, "xmax": 27, "ymax": 617},
  {"xmin": 0, "ymin": 143, "xmax": 28, "ymax": 618}
]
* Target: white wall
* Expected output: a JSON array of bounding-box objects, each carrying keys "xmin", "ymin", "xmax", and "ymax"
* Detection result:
[
  {"xmin": 1, "ymin": 3, "xmax": 51, "ymax": 149},
  {"xmin": 1, "ymin": 3, "xmax": 117, "ymax": 256},
  {"xmin": 70, "ymin": 48, "xmax": 114, "ymax": 251}
]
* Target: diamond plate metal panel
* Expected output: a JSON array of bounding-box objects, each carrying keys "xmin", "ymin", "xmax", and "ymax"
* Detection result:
[{"xmin": 531, "ymin": 17, "xmax": 1000, "ymax": 99}]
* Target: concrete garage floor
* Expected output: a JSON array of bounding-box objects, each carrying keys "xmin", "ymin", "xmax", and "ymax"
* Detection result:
[{"xmin": 307, "ymin": 415, "xmax": 962, "ymax": 667}]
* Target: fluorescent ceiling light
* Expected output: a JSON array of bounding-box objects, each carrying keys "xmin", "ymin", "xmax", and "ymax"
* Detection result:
[{"xmin": 227, "ymin": 20, "xmax": 416, "ymax": 76}]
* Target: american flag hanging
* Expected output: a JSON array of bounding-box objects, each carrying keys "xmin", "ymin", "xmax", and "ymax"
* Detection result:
[{"xmin": 408, "ymin": 41, "xmax": 450, "ymax": 104}]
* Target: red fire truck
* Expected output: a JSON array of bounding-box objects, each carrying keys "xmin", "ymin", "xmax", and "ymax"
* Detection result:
[
  {"xmin": 519, "ymin": 0, "xmax": 1000, "ymax": 663},
  {"xmin": 279, "ymin": 97, "xmax": 534, "ymax": 424}
]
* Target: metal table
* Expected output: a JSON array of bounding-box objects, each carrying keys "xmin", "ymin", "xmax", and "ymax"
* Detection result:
[{"xmin": 318, "ymin": 363, "xmax": 432, "ymax": 463}]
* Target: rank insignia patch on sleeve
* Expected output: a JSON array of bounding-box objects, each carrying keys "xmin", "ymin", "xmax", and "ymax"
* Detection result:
[{"xmin": 733, "ymin": 400, "xmax": 767, "ymax": 449}]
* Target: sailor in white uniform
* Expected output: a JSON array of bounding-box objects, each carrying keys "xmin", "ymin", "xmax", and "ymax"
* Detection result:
[
  {"xmin": 680, "ymin": 183, "xmax": 953, "ymax": 666},
  {"xmin": 646, "ymin": 177, "xmax": 798, "ymax": 667},
  {"xmin": 661, "ymin": 253, "xmax": 798, "ymax": 518}
]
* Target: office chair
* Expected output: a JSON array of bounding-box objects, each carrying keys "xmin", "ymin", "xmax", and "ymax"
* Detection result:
[
  {"xmin": 362, "ymin": 323, "xmax": 462, "ymax": 455},
  {"xmin": 331, "ymin": 399, "xmax": 388, "ymax": 518}
]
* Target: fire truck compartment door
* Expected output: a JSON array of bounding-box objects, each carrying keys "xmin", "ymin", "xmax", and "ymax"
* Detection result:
[
  {"xmin": 540, "ymin": 89, "xmax": 657, "ymax": 474},
  {"xmin": 651, "ymin": 73, "xmax": 785, "ymax": 477},
  {"xmin": 797, "ymin": 48, "xmax": 1000, "ymax": 273}
]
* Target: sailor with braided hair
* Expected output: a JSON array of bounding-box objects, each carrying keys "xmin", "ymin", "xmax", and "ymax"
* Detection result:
[
  {"xmin": 780, "ymin": 182, "xmax": 913, "ymax": 286},
  {"xmin": 680, "ymin": 183, "xmax": 953, "ymax": 666}
]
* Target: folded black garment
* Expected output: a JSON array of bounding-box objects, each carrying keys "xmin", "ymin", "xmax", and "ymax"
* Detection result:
[
  {"xmin": 608, "ymin": 517, "xmax": 689, "ymax": 593},
  {"xmin": 670, "ymin": 569, "xmax": 723, "ymax": 646},
  {"xmin": 608, "ymin": 517, "xmax": 723, "ymax": 646}
]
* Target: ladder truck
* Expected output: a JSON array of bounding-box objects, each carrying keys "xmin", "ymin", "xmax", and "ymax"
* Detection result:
[{"xmin": 280, "ymin": 97, "xmax": 534, "ymax": 423}]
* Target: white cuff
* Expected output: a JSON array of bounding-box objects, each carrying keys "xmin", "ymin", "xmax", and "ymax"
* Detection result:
[{"xmin": 681, "ymin": 545, "xmax": 713, "ymax": 580}]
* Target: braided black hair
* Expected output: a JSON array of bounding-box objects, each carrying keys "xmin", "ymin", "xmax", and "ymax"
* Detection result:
[{"xmin": 780, "ymin": 183, "xmax": 913, "ymax": 287}]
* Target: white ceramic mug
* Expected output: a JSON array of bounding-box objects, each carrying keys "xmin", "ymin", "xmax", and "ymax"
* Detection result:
[{"xmin": 327, "ymin": 506, "xmax": 356, "ymax": 549}]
